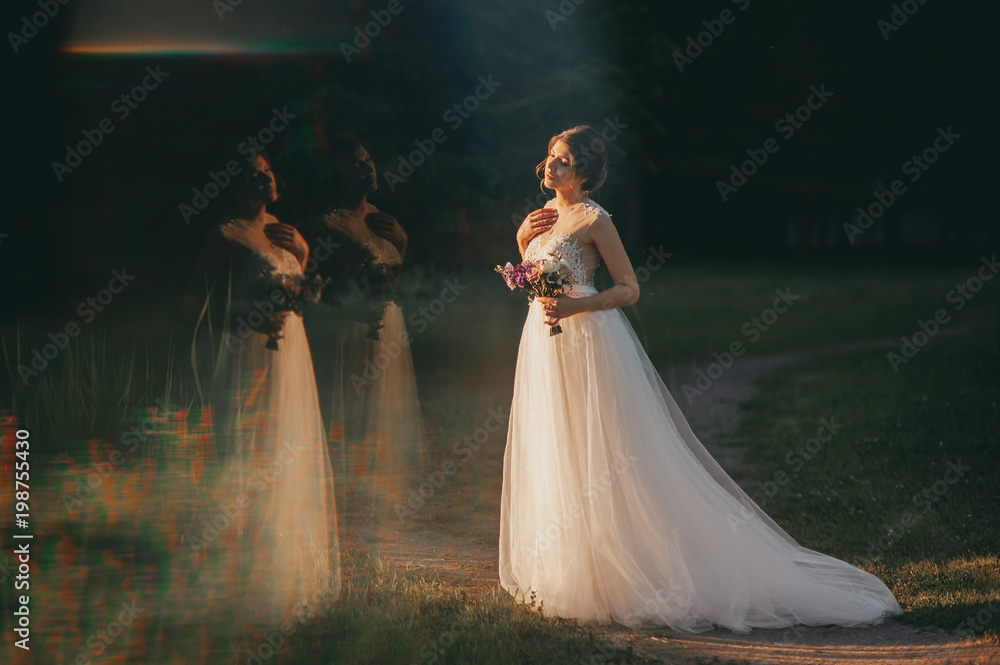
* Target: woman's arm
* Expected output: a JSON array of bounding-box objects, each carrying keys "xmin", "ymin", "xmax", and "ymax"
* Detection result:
[
  {"xmin": 583, "ymin": 214, "xmax": 640, "ymax": 309},
  {"xmin": 537, "ymin": 215, "xmax": 639, "ymax": 325}
]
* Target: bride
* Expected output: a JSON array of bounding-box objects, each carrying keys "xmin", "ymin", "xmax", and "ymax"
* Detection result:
[
  {"xmin": 192, "ymin": 151, "xmax": 340, "ymax": 623},
  {"xmin": 498, "ymin": 126, "xmax": 903, "ymax": 632}
]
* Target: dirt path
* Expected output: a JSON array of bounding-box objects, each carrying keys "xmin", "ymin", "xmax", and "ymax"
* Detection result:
[
  {"xmin": 358, "ymin": 326, "xmax": 1000, "ymax": 664},
  {"xmin": 594, "ymin": 620, "xmax": 999, "ymax": 665}
]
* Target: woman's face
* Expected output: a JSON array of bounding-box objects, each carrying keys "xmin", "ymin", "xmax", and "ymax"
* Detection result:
[
  {"xmin": 542, "ymin": 139, "xmax": 581, "ymax": 192},
  {"xmin": 336, "ymin": 144, "xmax": 377, "ymax": 196},
  {"xmin": 245, "ymin": 154, "xmax": 278, "ymax": 205}
]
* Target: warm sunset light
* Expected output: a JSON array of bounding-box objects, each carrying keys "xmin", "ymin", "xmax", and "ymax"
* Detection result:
[
  {"xmin": 61, "ymin": 0, "xmax": 350, "ymax": 56},
  {"xmin": 3, "ymin": 1, "xmax": 996, "ymax": 664}
]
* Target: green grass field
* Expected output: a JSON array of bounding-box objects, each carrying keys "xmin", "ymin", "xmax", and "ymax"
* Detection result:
[
  {"xmin": 1, "ymin": 257, "xmax": 997, "ymax": 663},
  {"xmin": 719, "ymin": 323, "xmax": 999, "ymax": 636}
]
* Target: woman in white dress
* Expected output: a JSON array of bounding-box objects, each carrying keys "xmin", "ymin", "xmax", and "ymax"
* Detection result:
[
  {"xmin": 302, "ymin": 134, "xmax": 426, "ymax": 513},
  {"xmin": 192, "ymin": 152, "xmax": 340, "ymax": 623},
  {"xmin": 498, "ymin": 126, "xmax": 903, "ymax": 633}
]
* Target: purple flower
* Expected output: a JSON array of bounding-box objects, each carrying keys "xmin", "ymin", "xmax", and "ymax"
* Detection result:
[
  {"xmin": 523, "ymin": 262, "xmax": 540, "ymax": 284},
  {"xmin": 501, "ymin": 262, "xmax": 516, "ymax": 290},
  {"xmin": 512, "ymin": 264, "xmax": 529, "ymax": 289}
]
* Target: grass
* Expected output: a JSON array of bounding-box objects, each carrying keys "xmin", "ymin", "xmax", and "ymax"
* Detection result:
[
  {"xmin": 1, "ymin": 256, "xmax": 998, "ymax": 664},
  {"xmin": 0, "ymin": 405, "xmax": 651, "ymax": 665},
  {"xmin": 720, "ymin": 324, "xmax": 1000, "ymax": 636},
  {"xmin": 0, "ymin": 271, "xmax": 651, "ymax": 665},
  {"xmin": 620, "ymin": 256, "xmax": 1000, "ymax": 366},
  {"xmin": 0, "ymin": 322, "xmax": 183, "ymax": 469},
  {"xmin": 284, "ymin": 549, "xmax": 647, "ymax": 665}
]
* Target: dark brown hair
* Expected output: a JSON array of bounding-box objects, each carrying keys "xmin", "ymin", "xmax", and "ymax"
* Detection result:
[{"xmin": 535, "ymin": 125, "xmax": 608, "ymax": 195}]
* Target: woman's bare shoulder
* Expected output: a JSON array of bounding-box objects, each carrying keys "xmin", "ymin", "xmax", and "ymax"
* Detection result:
[
  {"xmin": 582, "ymin": 198, "xmax": 612, "ymax": 221},
  {"xmin": 582, "ymin": 201, "xmax": 616, "ymax": 242}
]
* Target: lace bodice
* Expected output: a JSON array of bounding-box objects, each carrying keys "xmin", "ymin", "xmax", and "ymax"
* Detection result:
[
  {"xmin": 302, "ymin": 213, "xmax": 403, "ymax": 309},
  {"xmin": 246, "ymin": 245, "xmax": 304, "ymax": 283},
  {"xmin": 355, "ymin": 233, "xmax": 402, "ymax": 269},
  {"xmin": 307, "ymin": 203, "xmax": 402, "ymax": 271},
  {"xmin": 525, "ymin": 233, "xmax": 600, "ymax": 287},
  {"xmin": 207, "ymin": 220, "xmax": 304, "ymax": 311},
  {"xmin": 524, "ymin": 198, "xmax": 607, "ymax": 287}
]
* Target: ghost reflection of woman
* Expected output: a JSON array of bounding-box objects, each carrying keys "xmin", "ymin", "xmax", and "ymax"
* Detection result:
[
  {"xmin": 303, "ymin": 134, "xmax": 426, "ymax": 516},
  {"xmin": 191, "ymin": 151, "xmax": 340, "ymax": 624}
]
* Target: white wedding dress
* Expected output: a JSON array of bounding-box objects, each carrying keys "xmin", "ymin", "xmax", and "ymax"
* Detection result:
[
  {"xmin": 498, "ymin": 198, "xmax": 903, "ymax": 633},
  {"xmin": 194, "ymin": 220, "xmax": 341, "ymax": 624},
  {"xmin": 302, "ymin": 209, "xmax": 426, "ymax": 509}
]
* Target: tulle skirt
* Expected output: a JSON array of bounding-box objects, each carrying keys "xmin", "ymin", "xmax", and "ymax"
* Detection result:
[
  {"xmin": 323, "ymin": 302, "xmax": 426, "ymax": 507},
  {"xmin": 219, "ymin": 313, "xmax": 341, "ymax": 624},
  {"xmin": 498, "ymin": 285, "xmax": 902, "ymax": 633}
]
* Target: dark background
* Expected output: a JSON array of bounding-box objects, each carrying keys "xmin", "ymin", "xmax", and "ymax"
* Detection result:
[{"xmin": 3, "ymin": 0, "xmax": 995, "ymax": 322}]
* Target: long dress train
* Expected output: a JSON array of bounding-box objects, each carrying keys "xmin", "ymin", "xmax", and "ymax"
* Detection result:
[{"xmin": 498, "ymin": 198, "xmax": 903, "ymax": 633}]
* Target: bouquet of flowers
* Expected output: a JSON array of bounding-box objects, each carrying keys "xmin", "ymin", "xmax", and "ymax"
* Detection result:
[
  {"xmin": 496, "ymin": 258, "xmax": 570, "ymax": 335},
  {"xmin": 265, "ymin": 274, "xmax": 333, "ymax": 350}
]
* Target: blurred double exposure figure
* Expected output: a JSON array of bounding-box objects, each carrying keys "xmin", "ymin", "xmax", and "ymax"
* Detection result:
[
  {"xmin": 301, "ymin": 133, "xmax": 427, "ymax": 516},
  {"xmin": 186, "ymin": 133, "xmax": 427, "ymax": 620},
  {"xmin": 189, "ymin": 151, "xmax": 340, "ymax": 624}
]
